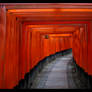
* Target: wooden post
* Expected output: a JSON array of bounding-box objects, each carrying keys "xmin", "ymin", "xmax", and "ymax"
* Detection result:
[{"xmin": 0, "ymin": 5, "xmax": 6, "ymax": 89}]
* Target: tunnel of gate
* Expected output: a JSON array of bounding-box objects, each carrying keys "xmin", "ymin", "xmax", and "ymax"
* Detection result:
[
  {"xmin": 1, "ymin": 4, "xmax": 92, "ymax": 89},
  {"xmin": 3, "ymin": 20, "xmax": 90, "ymax": 89},
  {"xmin": 19, "ymin": 27, "xmax": 73, "ymax": 80},
  {"xmin": 25, "ymin": 24, "xmax": 89, "ymax": 76},
  {"xmin": 21, "ymin": 23, "xmax": 89, "ymax": 81},
  {"xmin": 18, "ymin": 23, "xmax": 77, "ymax": 81},
  {"xmin": 13, "ymin": 21, "xmax": 89, "ymax": 89},
  {"xmin": 23, "ymin": 24, "xmax": 78, "ymax": 72}
]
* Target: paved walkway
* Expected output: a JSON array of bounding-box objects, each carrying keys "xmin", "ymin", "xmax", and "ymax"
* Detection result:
[{"xmin": 31, "ymin": 53, "xmax": 89, "ymax": 89}]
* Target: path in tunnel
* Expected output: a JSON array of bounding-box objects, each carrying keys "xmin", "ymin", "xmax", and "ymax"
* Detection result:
[{"xmin": 30, "ymin": 52, "xmax": 89, "ymax": 89}]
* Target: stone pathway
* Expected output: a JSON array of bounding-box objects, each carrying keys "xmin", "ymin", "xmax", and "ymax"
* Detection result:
[{"xmin": 31, "ymin": 53, "xmax": 89, "ymax": 89}]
